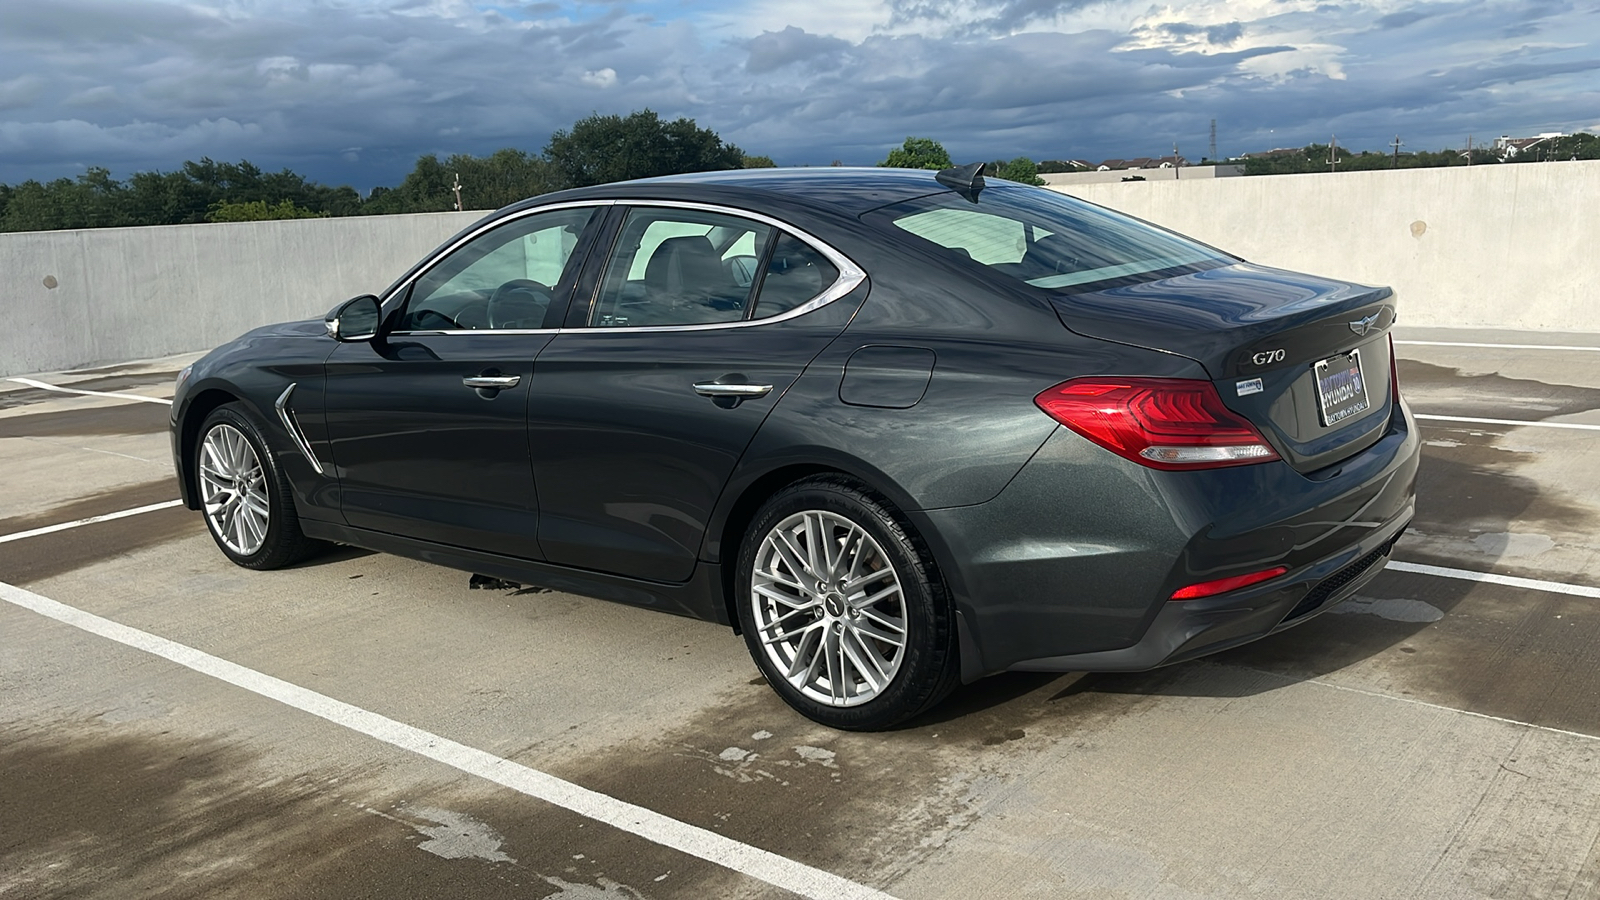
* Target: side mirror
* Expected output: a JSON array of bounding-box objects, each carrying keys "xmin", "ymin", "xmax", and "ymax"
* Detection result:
[{"xmin": 325, "ymin": 295, "xmax": 382, "ymax": 342}]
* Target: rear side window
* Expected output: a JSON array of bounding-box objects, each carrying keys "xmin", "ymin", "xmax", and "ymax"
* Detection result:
[
  {"xmin": 752, "ymin": 233, "xmax": 839, "ymax": 319},
  {"xmin": 871, "ymin": 185, "xmax": 1231, "ymax": 291},
  {"xmin": 589, "ymin": 208, "xmax": 772, "ymax": 327}
]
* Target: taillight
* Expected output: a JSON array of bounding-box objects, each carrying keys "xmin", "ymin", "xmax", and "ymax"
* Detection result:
[
  {"xmin": 1170, "ymin": 566, "xmax": 1288, "ymax": 600},
  {"xmin": 1034, "ymin": 377, "xmax": 1280, "ymax": 470}
]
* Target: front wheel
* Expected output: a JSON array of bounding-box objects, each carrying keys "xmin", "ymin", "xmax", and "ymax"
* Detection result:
[
  {"xmin": 735, "ymin": 476, "xmax": 959, "ymax": 730},
  {"xmin": 195, "ymin": 403, "xmax": 324, "ymax": 570}
]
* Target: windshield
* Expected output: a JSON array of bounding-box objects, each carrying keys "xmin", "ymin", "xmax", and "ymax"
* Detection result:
[{"xmin": 870, "ymin": 184, "xmax": 1233, "ymax": 290}]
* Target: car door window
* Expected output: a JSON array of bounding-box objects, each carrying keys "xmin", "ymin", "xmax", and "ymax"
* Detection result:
[
  {"xmin": 399, "ymin": 206, "xmax": 595, "ymax": 331},
  {"xmin": 749, "ymin": 232, "xmax": 840, "ymax": 319},
  {"xmin": 589, "ymin": 208, "xmax": 772, "ymax": 327}
]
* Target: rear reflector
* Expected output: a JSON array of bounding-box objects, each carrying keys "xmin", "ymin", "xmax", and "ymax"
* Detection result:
[
  {"xmin": 1034, "ymin": 377, "xmax": 1281, "ymax": 470},
  {"xmin": 1171, "ymin": 566, "xmax": 1288, "ymax": 600}
]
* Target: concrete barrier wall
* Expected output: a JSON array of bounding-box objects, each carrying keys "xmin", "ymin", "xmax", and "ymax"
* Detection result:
[
  {"xmin": 1, "ymin": 211, "xmax": 481, "ymax": 376},
  {"xmin": 1054, "ymin": 160, "xmax": 1600, "ymax": 332}
]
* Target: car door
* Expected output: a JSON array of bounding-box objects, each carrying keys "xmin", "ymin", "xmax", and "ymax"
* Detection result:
[
  {"xmin": 323, "ymin": 204, "xmax": 603, "ymax": 558},
  {"xmin": 529, "ymin": 202, "xmax": 865, "ymax": 583}
]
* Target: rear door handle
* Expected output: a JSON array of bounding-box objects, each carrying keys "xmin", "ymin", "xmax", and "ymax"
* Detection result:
[
  {"xmin": 693, "ymin": 382, "xmax": 772, "ymax": 398},
  {"xmin": 463, "ymin": 375, "xmax": 521, "ymax": 389}
]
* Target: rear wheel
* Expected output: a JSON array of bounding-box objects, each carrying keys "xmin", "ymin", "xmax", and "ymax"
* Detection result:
[
  {"xmin": 196, "ymin": 403, "xmax": 323, "ymax": 569},
  {"xmin": 736, "ymin": 476, "xmax": 958, "ymax": 730}
]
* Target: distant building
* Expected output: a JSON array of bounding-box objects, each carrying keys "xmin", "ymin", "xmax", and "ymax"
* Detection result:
[
  {"xmin": 1237, "ymin": 147, "xmax": 1302, "ymax": 160},
  {"xmin": 1037, "ymin": 159, "xmax": 1094, "ymax": 174},
  {"xmin": 1095, "ymin": 155, "xmax": 1189, "ymax": 171},
  {"xmin": 1495, "ymin": 133, "xmax": 1566, "ymax": 159},
  {"xmin": 1040, "ymin": 164, "xmax": 1243, "ymax": 186}
]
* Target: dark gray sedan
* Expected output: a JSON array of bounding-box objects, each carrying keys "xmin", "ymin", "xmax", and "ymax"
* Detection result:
[{"xmin": 170, "ymin": 165, "xmax": 1418, "ymax": 730}]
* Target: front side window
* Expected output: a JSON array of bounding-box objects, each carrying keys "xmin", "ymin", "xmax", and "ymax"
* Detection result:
[
  {"xmin": 589, "ymin": 208, "xmax": 772, "ymax": 327},
  {"xmin": 399, "ymin": 206, "xmax": 594, "ymax": 331},
  {"xmin": 870, "ymin": 185, "xmax": 1232, "ymax": 291}
]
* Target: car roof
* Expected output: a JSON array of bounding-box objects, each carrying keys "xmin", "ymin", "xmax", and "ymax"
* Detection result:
[{"xmin": 503, "ymin": 167, "xmax": 951, "ymax": 219}]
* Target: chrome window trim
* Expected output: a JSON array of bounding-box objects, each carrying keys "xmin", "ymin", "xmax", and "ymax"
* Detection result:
[{"xmin": 382, "ymin": 198, "xmax": 867, "ymax": 338}]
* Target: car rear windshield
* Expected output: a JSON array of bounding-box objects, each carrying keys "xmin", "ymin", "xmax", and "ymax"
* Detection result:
[{"xmin": 868, "ymin": 184, "xmax": 1233, "ymax": 291}]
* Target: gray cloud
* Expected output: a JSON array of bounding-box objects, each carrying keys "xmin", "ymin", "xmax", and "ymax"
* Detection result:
[
  {"xmin": 0, "ymin": 0, "xmax": 1595, "ymax": 190},
  {"xmin": 746, "ymin": 27, "xmax": 851, "ymax": 74},
  {"xmin": 885, "ymin": 0, "xmax": 1100, "ymax": 35}
]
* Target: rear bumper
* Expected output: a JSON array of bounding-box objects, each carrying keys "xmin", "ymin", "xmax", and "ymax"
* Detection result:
[
  {"xmin": 918, "ymin": 399, "xmax": 1421, "ymax": 680},
  {"xmin": 1007, "ymin": 515, "xmax": 1408, "ymax": 672}
]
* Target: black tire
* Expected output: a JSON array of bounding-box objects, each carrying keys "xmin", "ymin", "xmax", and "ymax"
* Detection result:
[
  {"xmin": 735, "ymin": 475, "xmax": 960, "ymax": 730},
  {"xmin": 194, "ymin": 403, "xmax": 325, "ymax": 570}
]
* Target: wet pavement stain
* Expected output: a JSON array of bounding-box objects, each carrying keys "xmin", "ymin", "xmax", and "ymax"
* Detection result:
[
  {"xmin": 0, "ymin": 372, "xmax": 178, "ymax": 411},
  {"xmin": 1204, "ymin": 565, "xmax": 1600, "ymax": 739},
  {"xmin": 1412, "ymin": 446, "xmax": 1591, "ymax": 537},
  {"xmin": 0, "ymin": 401, "xmax": 169, "ymax": 438},
  {"xmin": 1397, "ymin": 359, "xmax": 1600, "ymax": 420},
  {"xmin": 0, "ymin": 503, "xmax": 200, "ymax": 585},
  {"xmin": 0, "ymin": 721, "xmax": 768, "ymax": 900},
  {"xmin": 544, "ymin": 670, "xmax": 1184, "ymax": 890},
  {"xmin": 0, "ymin": 478, "xmax": 182, "ymax": 535}
]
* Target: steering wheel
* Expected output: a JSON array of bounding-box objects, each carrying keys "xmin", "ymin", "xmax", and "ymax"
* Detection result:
[{"xmin": 487, "ymin": 279, "xmax": 554, "ymax": 329}]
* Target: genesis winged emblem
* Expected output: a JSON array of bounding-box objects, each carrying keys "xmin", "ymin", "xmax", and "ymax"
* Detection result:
[{"xmin": 1348, "ymin": 313, "xmax": 1380, "ymax": 336}]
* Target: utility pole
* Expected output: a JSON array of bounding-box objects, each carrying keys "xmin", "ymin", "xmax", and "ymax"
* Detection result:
[
  {"xmin": 451, "ymin": 173, "xmax": 463, "ymax": 212},
  {"xmin": 1466, "ymin": 134, "xmax": 1473, "ymax": 166},
  {"xmin": 1209, "ymin": 119, "xmax": 1217, "ymax": 163},
  {"xmin": 1330, "ymin": 134, "xmax": 1340, "ymax": 172},
  {"xmin": 1391, "ymin": 135, "xmax": 1403, "ymax": 169},
  {"xmin": 1173, "ymin": 143, "xmax": 1180, "ymax": 179}
]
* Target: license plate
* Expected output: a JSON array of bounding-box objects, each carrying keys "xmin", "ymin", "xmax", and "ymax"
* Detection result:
[{"xmin": 1314, "ymin": 349, "xmax": 1369, "ymax": 426}]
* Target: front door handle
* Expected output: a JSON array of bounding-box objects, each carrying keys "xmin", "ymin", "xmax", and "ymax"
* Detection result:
[
  {"xmin": 693, "ymin": 382, "xmax": 773, "ymax": 399},
  {"xmin": 463, "ymin": 375, "xmax": 521, "ymax": 389}
]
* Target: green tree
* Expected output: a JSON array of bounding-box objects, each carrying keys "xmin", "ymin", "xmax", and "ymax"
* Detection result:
[
  {"xmin": 880, "ymin": 137, "xmax": 952, "ymax": 170},
  {"xmin": 446, "ymin": 148, "xmax": 562, "ymax": 210},
  {"xmin": 361, "ymin": 154, "xmax": 458, "ymax": 215},
  {"xmin": 991, "ymin": 157, "xmax": 1046, "ymax": 185},
  {"xmin": 544, "ymin": 109, "xmax": 745, "ymax": 188},
  {"xmin": 742, "ymin": 154, "xmax": 776, "ymax": 168},
  {"xmin": 206, "ymin": 199, "xmax": 324, "ymax": 222}
]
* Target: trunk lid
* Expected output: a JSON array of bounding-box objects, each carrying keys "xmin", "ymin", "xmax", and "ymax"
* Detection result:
[{"xmin": 1051, "ymin": 262, "xmax": 1398, "ymax": 474}]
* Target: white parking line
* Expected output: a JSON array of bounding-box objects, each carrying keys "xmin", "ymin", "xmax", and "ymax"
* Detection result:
[
  {"xmin": 0, "ymin": 500, "xmax": 185, "ymax": 545},
  {"xmin": 1395, "ymin": 340, "xmax": 1600, "ymax": 352},
  {"xmin": 1387, "ymin": 560, "xmax": 1600, "ymax": 599},
  {"xmin": 7, "ymin": 376, "xmax": 174, "ymax": 406},
  {"xmin": 1414, "ymin": 413, "xmax": 1600, "ymax": 432},
  {"xmin": 0, "ymin": 580, "xmax": 900, "ymax": 900}
]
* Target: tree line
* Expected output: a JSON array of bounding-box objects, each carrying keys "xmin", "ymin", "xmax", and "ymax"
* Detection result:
[
  {"xmin": 12, "ymin": 116, "xmax": 1586, "ymax": 233},
  {"xmin": 0, "ymin": 110, "xmax": 755, "ymax": 233},
  {"xmin": 1235, "ymin": 133, "xmax": 1600, "ymax": 175}
]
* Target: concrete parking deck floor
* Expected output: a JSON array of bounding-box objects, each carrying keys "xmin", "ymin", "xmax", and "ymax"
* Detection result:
[{"xmin": 3, "ymin": 330, "xmax": 1599, "ymax": 900}]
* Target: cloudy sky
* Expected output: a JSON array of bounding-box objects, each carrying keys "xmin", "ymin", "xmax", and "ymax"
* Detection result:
[{"xmin": 1, "ymin": 0, "xmax": 1596, "ymax": 190}]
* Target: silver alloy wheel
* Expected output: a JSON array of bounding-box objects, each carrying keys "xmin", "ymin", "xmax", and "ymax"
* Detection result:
[
  {"xmin": 751, "ymin": 510, "xmax": 908, "ymax": 706},
  {"xmin": 199, "ymin": 423, "xmax": 270, "ymax": 557}
]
